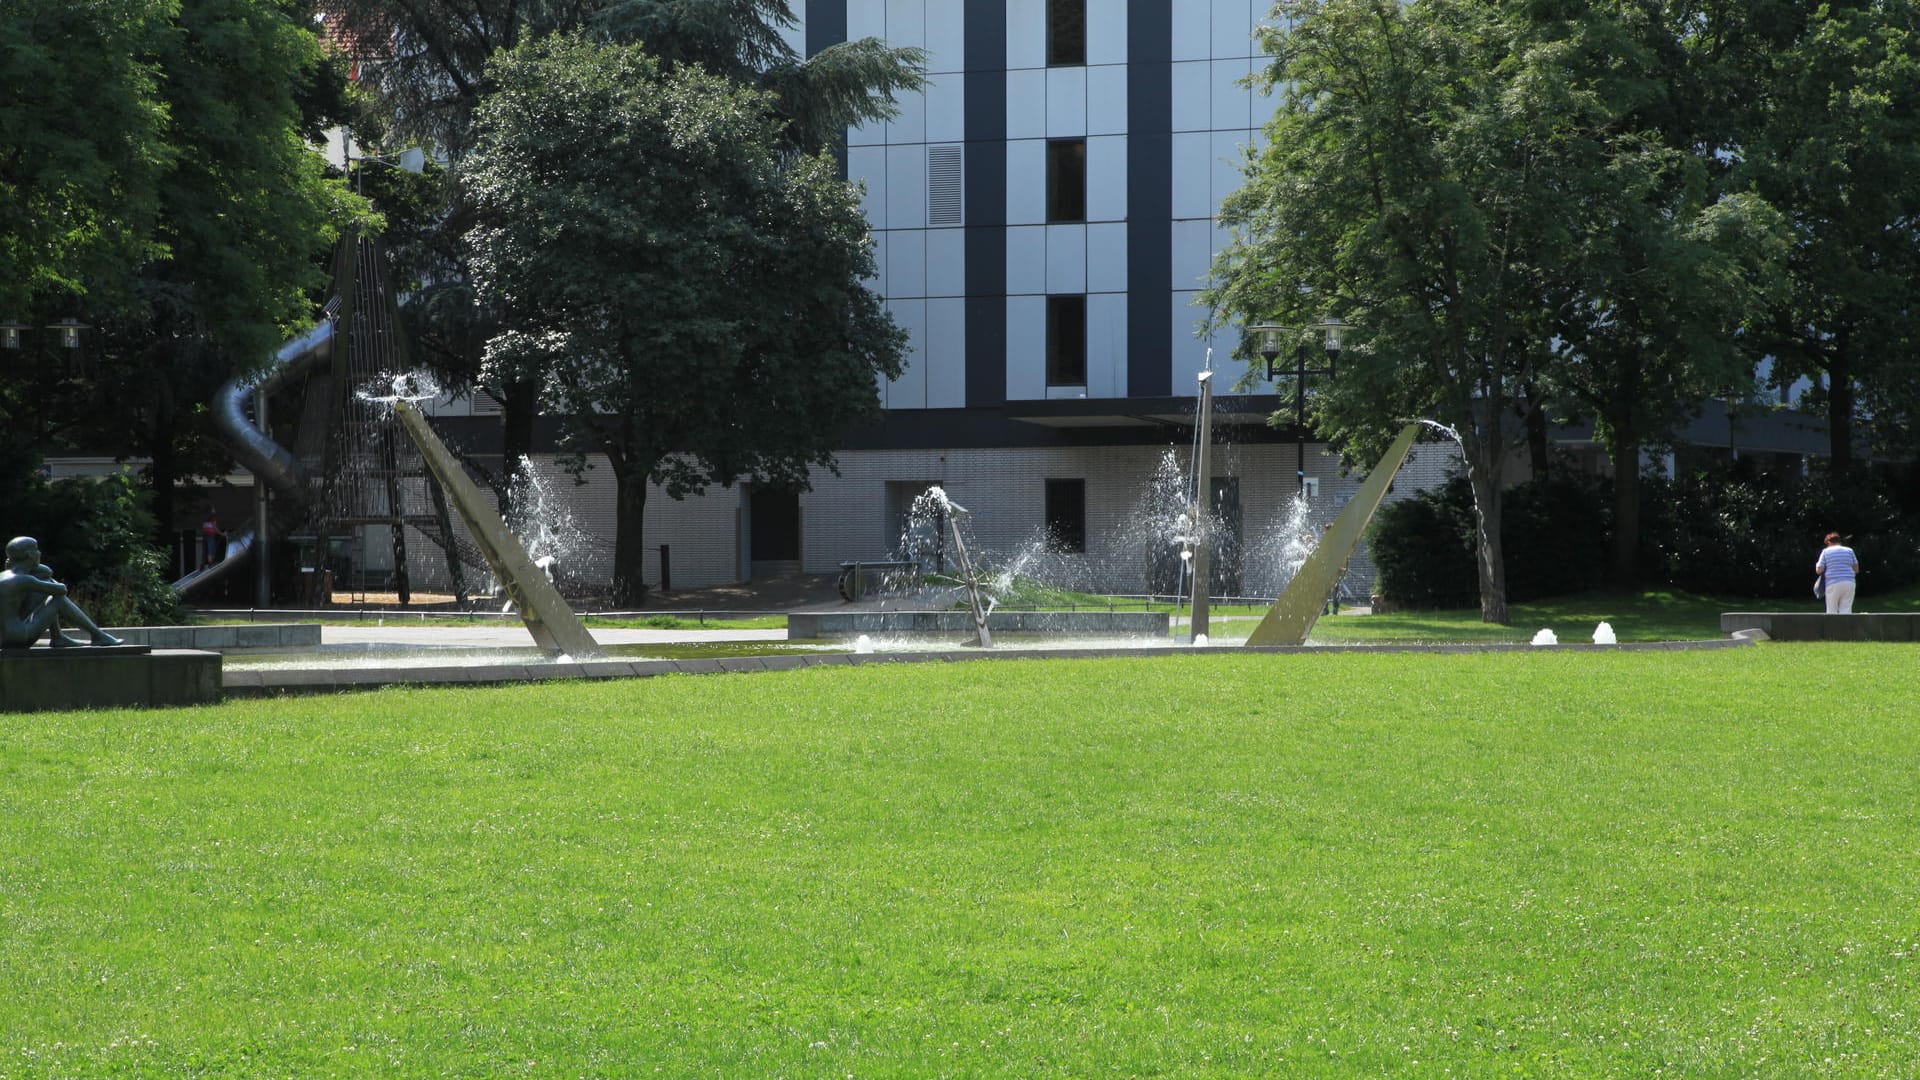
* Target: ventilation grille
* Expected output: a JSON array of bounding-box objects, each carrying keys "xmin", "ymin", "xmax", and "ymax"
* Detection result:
[{"xmin": 927, "ymin": 144, "xmax": 963, "ymax": 225}]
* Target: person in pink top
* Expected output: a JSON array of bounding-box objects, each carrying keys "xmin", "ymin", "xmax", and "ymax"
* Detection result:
[{"xmin": 1814, "ymin": 532, "xmax": 1860, "ymax": 614}]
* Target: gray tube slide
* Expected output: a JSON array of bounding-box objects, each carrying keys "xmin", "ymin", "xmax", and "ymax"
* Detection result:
[
  {"xmin": 170, "ymin": 527, "xmax": 255, "ymax": 595},
  {"xmin": 212, "ymin": 318, "xmax": 333, "ymax": 501},
  {"xmin": 174, "ymin": 319, "xmax": 333, "ymax": 595}
]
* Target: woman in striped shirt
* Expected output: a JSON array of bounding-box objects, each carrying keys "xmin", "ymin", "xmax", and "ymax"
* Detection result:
[{"xmin": 1815, "ymin": 532, "xmax": 1860, "ymax": 614}]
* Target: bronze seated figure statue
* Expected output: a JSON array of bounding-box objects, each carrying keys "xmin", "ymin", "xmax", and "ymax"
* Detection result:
[{"xmin": 0, "ymin": 536, "xmax": 124, "ymax": 648}]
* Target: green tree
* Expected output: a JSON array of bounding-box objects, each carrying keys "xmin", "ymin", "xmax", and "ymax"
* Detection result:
[
  {"xmin": 1, "ymin": 0, "xmax": 363, "ymax": 552},
  {"xmin": 464, "ymin": 35, "xmax": 905, "ymax": 604},
  {"xmin": 1734, "ymin": 1, "xmax": 1920, "ymax": 472},
  {"xmin": 0, "ymin": 0, "xmax": 169, "ymax": 316},
  {"xmin": 1209, "ymin": 0, "xmax": 1582, "ymax": 624},
  {"xmin": 1532, "ymin": 6, "xmax": 1787, "ymax": 588},
  {"xmin": 327, "ymin": 0, "xmax": 923, "ymax": 499},
  {"xmin": 81, "ymin": 0, "xmax": 362, "ymax": 543}
]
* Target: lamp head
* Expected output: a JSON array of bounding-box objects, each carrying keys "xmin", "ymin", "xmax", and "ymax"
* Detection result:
[
  {"xmin": 1312, "ymin": 317, "xmax": 1354, "ymax": 352},
  {"xmin": 1248, "ymin": 322, "xmax": 1287, "ymax": 362}
]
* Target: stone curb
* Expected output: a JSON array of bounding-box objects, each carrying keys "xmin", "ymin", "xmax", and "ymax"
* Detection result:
[{"xmin": 222, "ymin": 634, "xmax": 1754, "ymax": 698}]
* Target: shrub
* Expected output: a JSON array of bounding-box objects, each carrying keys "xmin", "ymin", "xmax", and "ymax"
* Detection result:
[
  {"xmin": 1373, "ymin": 461, "xmax": 1920, "ymax": 607},
  {"xmin": 0, "ymin": 471, "xmax": 183, "ymax": 626},
  {"xmin": 1370, "ymin": 472, "xmax": 1612, "ymax": 609}
]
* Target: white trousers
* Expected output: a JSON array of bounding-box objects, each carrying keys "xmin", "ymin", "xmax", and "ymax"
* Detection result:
[{"xmin": 1825, "ymin": 579, "xmax": 1856, "ymax": 614}]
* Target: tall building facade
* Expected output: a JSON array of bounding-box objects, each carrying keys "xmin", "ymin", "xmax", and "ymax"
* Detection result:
[{"xmin": 421, "ymin": 1, "xmax": 1460, "ymax": 598}]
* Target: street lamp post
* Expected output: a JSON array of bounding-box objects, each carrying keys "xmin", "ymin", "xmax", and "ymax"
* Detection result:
[{"xmin": 1250, "ymin": 318, "xmax": 1351, "ymax": 496}]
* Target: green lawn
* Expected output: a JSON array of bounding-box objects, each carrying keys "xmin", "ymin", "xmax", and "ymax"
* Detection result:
[{"xmin": 5, "ymin": 647, "xmax": 1919, "ymax": 1075}]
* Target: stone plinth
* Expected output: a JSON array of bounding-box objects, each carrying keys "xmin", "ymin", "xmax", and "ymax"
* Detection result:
[
  {"xmin": 1, "ymin": 648, "xmax": 222, "ymax": 712},
  {"xmin": 1720, "ymin": 612, "xmax": 1920, "ymax": 642},
  {"xmin": 787, "ymin": 610, "xmax": 1169, "ymax": 639}
]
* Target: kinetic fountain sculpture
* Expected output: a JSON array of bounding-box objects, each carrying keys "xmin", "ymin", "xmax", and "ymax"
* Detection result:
[
  {"xmin": 389, "ymin": 396, "xmax": 604, "ymax": 659},
  {"xmin": 1245, "ymin": 422, "xmax": 1420, "ymax": 647}
]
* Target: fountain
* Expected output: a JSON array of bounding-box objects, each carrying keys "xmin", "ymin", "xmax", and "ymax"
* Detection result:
[
  {"xmin": 1245, "ymin": 422, "xmax": 1421, "ymax": 647},
  {"xmin": 345, "ymin": 373, "xmax": 605, "ymax": 659}
]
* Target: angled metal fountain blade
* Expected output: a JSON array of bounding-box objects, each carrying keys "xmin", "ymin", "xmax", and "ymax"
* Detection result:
[
  {"xmin": 1245, "ymin": 422, "xmax": 1421, "ymax": 647},
  {"xmin": 392, "ymin": 400, "xmax": 604, "ymax": 658}
]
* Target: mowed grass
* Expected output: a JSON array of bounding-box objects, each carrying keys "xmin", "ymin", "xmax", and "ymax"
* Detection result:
[{"xmin": 5, "ymin": 646, "xmax": 1920, "ymax": 1076}]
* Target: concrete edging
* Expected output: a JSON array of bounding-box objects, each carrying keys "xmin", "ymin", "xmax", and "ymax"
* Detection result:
[{"xmin": 223, "ymin": 635, "xmax": 1754, "ymax": 697}]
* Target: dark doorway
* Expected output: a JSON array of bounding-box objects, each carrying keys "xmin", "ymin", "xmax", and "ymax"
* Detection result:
[{"xmin": 749, "ymin": 486, "xmax": 802, "ymax": 566}]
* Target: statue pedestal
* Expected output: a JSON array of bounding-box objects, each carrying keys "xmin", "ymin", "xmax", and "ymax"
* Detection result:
[{"xmin": 1, "ymin": 648, "xmax": 221, "ymax": 712}]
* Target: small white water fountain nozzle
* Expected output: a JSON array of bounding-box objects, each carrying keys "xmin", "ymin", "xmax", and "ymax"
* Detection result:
[
  {"xmin": 1592, "ymin": 621, "xmax": 1617, "ymax": 645},
  {"xmin": 1530, "ymin": 628, "xmax": 1558, "ymax": 646}
]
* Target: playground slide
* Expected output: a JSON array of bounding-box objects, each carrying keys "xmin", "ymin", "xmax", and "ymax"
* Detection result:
[
  {"xmin": 211, "ymin": 317, "xmax": 333, "ymax": 500},
  {"xmin": 173, "ymin": 318, "xmax": 334, "ymax": 596},
  {"xmin": 170, "ymin": 527, "xmax": 255, "ymax": 595}
]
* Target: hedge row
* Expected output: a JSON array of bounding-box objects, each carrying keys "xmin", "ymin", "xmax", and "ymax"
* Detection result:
[{"xmin": 1368, "ymin": 465, "xmax": 1920, "ymax": 606}]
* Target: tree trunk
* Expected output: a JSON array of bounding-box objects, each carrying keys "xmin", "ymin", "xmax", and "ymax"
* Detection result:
[
  {"xmin": 1461, "ymin": 434, "xmax": 1509, "ymax": 625},
  {"xmin": 145, "ymin": 372, "xmax": 178, "ymax": 548},
  {"xmin": 1520, "ymin": 381, "xmax": 1551, "ymax": 478},
  {"xmin": 610, "ymin": 462, "xmax": 649, "ymax": 607},
  {"xmin": 499, "ymin": 376, "xmax": 540, "ymax": 517},
  {"xmin": 1609, "ymin": 435, "xmax": 1641, "ymax": 590},
  {"xmin": 1828, "ymin": 346, "xmax": 1854, "ymax": 475}
]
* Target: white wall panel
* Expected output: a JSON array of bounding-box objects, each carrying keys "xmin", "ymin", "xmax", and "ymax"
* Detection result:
[
  {"xmin": 1210, "ymin": 58, "xmax": 1253, "ymax": 131},
  {"xmin": 1087, "ymin": 293, "xmax": 1128, "ymax": 398},
  {"xmin": 1087, "ymin": 65, "xmax": 1129, "ymax": 135},
  {"xmin": 1087, "ymin": 223, "xmax": 1128, "ymax": 293},
  {"xmin": 1046, "ymin": 66, "xmax": 1088, "ymax": 136},
  {"xmin": 1007, "ymin": 0, "xmax": 1046, "ymax": 69},
  {"xmin": 1045, "ymin": 224, "xmax": 1087, "ymax": 294},
  {"xmin": 1088, "ymin": 0, "xmax": 1128, "ymax": 64},
  {"xmin": 927, "ymin": 2, "xmax": 966, "ymax": 73},
  {"xmin": 1006, "ymin": 296, "xmax": 1047, "ymax": 400},
  {"xmin": 886, "ymin": 144, "xmax": 926, "ymax": 228},
  {"xmin": 1212, "ymin": 0, "xmax": 1254, "ymax": 57},
  {"xmin": 1171, "ymin": 218, "xmax": 1213, "ymax": 291},
  {"xmin": 1210, "ymin": 129, "xmax": 1252, "ymax": 209},
  {"xmin": 1171, "ymin": 61, "xmax": 1209, "ymax": 133},
  {"xmin": 1006, "ymin": 69, "xmax": 1046, "ymax": 139},
  {"xmin": 1086, "ymin": 135, "xmax": 1128, "ymax": 222},
  {"xmin": 1172, "ymin": 0, "xmax": 1209, "ymax": 61},
  {"xmin": 927, "ymin": 227, "xmax": 966, "ymax": 297},
  {"xmin": 885, "ymin": 0, "xmax": 925, "ymax": 50},
  {"xmin": 850, "ymin": 147, "xmax": 887, "ymax": 224},
  {"xmin": 849, "ymin": 118, "xmax": 884, "ymax": 147},
  {"xmin": 926, "ymin": 75, "xmax": 965, "ymax": 142},
  {"xmin": 888, "ymin": 228, "xmax": 928, "ymax": 298},
  {"xmin": 888, "ymin": 87, "xmax": 926, "ymax": 144},
  {"xmin": 1168, "ymin": 290, "xmax": 1210, "ymax": 389},
  {"xmin": 1006, "ymin": 225, "xmax": 1047, "ymax": 295},
  {"xmin": 926, "ymin": 299, "xmax": 967, "ymax": 407},
  {"xmin": 1170, "ymin": 132, "xmax": 1212, "ymax": 219},
  {"xmin": 1006, "ymin": 140, "xmax": 1046, "ymax": 225},
  {"xmin": 885, "ymin": 298, "xmax": 928, "ymax": 408},
  {"xmin": 848, "ymin": 0, "xmax": 884, "ymax": 41}
]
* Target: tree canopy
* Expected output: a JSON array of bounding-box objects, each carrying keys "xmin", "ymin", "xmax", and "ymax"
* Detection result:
[
  {"xmin": 1209, "ymin": 0, "xmax": 1807, "ymax": 616},
  {"xmin": 1, "ymin": 0, "xmax": 364, "ymax": 548},
  {"xmin": 464, "ymin": 34, "xmax": 905, "ymax": 604}
]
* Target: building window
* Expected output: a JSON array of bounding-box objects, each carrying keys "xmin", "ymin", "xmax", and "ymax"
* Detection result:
[
  {"xmin": 1048, "ymin": 0, "xmax": 1086, "ymax": 66},
  {"xmin": 1046, "ymin": 139, "xmax": 1086, "ymax": 223},
  {"xmin": 1046, "ymin": 295, "xmax": 1087, "ymax": 386},
  {"xmin": 1045, "ymin": 479, "xmax": 1087, "ymax": 553}
]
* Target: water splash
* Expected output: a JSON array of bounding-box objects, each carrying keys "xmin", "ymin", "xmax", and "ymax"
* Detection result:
[
  {"xmin": 1245, "ymin": 492, "xmax": 1319, "ymax": 598},
  {"xmin": 355, "ymin": 371, "xmax": 442, "ymax": 407}
]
